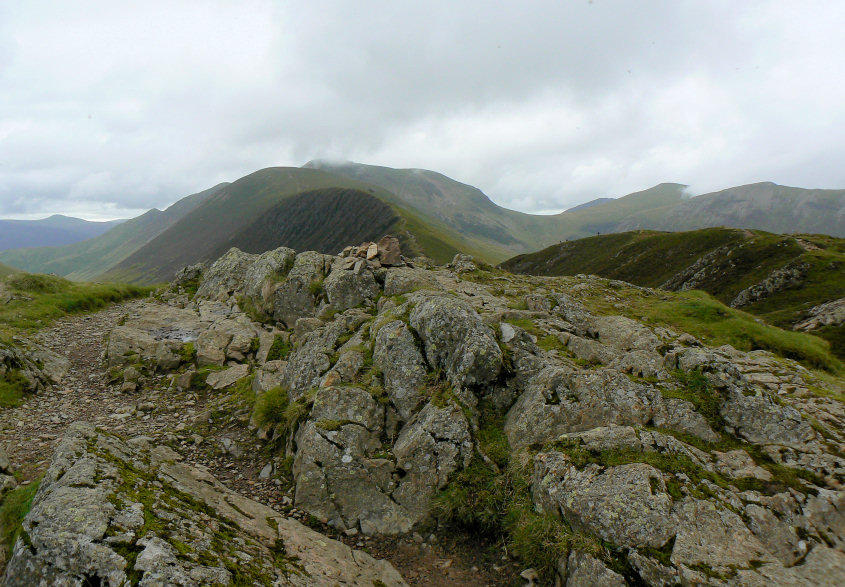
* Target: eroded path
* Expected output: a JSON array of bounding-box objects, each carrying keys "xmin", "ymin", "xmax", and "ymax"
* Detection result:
[{"xmin": 0, "ymin": 300, "xmax": 513, "ymax": 586}]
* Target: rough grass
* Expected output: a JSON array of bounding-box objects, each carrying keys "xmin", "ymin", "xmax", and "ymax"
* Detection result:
[
  {"xmin": 580, "ymin": 285, "xmax": 842, "ymax": 374},
  {"xmin": 0, "ymin": 271, "xmax": 151, "ymax": 344},
  {"xmin": 0, "ymin": 370, "xmax": 29, "ymax": 408},
  {"xmin": 432, "ymin": 409, "xmax": 597, "ymax": 583},
  {"xmin": 265, "ymin": 336, "xmax": 291, "ymax": 362},
  {"xmin": 501, "ymin": 229, "xmax": 845, "ymax": 361},
  {"xmin": 637, "ymin": 290, "xmax": 841, "ymax": 373},
  {"xmin": 0, "ymin": 477, "xmax": 41, "ymax": 559}
]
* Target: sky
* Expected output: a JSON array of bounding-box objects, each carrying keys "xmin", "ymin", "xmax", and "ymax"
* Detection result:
[{"xmin": 1, "ymin": 1, "xmax": 844, "ymax": 220}]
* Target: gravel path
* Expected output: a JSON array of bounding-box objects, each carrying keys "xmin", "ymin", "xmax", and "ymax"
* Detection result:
[{"xmin": 0, "ymin": 300, "xmax": 517, "ymax": 586}]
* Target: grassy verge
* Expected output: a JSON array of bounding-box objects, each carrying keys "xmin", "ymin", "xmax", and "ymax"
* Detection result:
[
  {"xmin": 578, "ymin": 285, "xmax": 842, "ymax": 374},
  {"xmin": 0, "ymin": 272, "xmax": 151, "ymax": 344},
  {"xmin": 432, "ymin": 408, "xmax": 599, "ymax": 583},
  {"xmin": 0, "ymin": 478, "xmax": 41, "ymax": 560}
]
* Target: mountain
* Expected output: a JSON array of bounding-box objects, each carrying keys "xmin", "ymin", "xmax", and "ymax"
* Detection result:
[
  {"xmin": 2, "ymin": 161, "xmax": 843, "ymax": 284},
  {"xmin": 303, "ymin": 160, "xmax": 568, "ymax": 257},
  {"xmin": 618, "ymin": 182, "xmax": 845, "ymax": 236},
  {"xmin": 0, "ymin": 184, "xmax": 227, "ymax": 280},
  {"xmin": 501, "ymin": 227, "xmax": 845, "ymax": 358},
  {"xmin": 100, "ymin": 166, "xmax": 503, "ymax": 283},
  {"xmin": 565, "ymin": 197, "xmax": 615, "ymax": 212},
  {"xmin": 0, "ymin": 215, "xmax": 124, "ymax": 252}
]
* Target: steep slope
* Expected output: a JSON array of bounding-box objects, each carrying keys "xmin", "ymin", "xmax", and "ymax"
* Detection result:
[
  {"xmin": 303, "ymin": 162, "xmax": 693, "ymax": 252},
  {"xmin": 100, "ymin": 167, "xmax": 496, "ymax": 284},
  {"xmin": 0, "ymin": 184, "xmax": 227, "ymax": 280},
  {"xmin": 501, "ymin": 228, "xmax": 845, "ymax": 358},
  {"xmin": 0, "ymin": 215, "xmax": 124, "ymax": 251},
  {"xmin": 303, "ymin": 160, "xmax": 557, "ymax": 253}
]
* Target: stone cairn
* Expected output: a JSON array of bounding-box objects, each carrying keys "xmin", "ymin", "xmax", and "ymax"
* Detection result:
[{"xmin": 338, "ymin": 235, "xmax": 406, "ymax": 269}]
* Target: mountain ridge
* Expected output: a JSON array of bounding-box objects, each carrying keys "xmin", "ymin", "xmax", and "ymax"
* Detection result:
[{"xmin": 1, "ymin": 161, "xmax": 843, "ymax": 283}]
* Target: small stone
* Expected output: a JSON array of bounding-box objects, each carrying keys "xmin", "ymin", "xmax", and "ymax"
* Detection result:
[
  {"xmin": 259, "ymin": 462, "xmax": 273, "ymax": 479},
  {"xmin": 344, "ymin": 528, "xmax": 359, "ymax": 536},
  {"xmin": 412, "ymin": 532, "xmax": 424, "ymax": 543}
]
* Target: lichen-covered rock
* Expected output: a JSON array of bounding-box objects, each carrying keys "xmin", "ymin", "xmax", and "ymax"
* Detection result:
[
  {"xmin": 194, "ymin": 247, "xmax": 257, "ymax": 301},
  {"xmin": 195, "ymin": 329, "xmax": 232, "ymax": 367},
  {"xmin": 448, "ymin": 253, "xmax": 477, "ymax": 273},
  {"xmin": 205, "ymin": 363, "xmax": 250, "ymax": 390},
  {"xmin": 242, "ymin": 246, "xmax": 296, "ymax": 316},
  {"xmin": 721, "ymin": 385, "xmax": 815, "ymax": 447},
  {"xmin": 391, "ymin": 402, "xmax": 473, "ymax": 519},
  {"xmin": 383, "ymin": 267, "xmax": 444, "ymax": 296},
  {"xmin": 171, "ymin": 262, "xmax": 204, "ymax": 288},
  {"xmin": 323, "ymin": 263, "xmax": 380, "ymax": 311},
  {"xmin": 282, "ymin": 320, "xmax": 348, "ymax": 401},
  {"xmin": 292, "ymin": 387, "xmax": 414, "ymax": 535},
  {"xmin": 794, "ymin": 297, "xmax": 845, "ymax": 331},
  {"xmin": 561, "ymin": 551, "xmax": 626, "ymax": 587},
  {"xmin": 273, "ymin": 251, "xmax": 332, "ymax": 328},
  {"xmin": 373, "ymin": 320, "xmax": 427, "ymax": 421},
  {"xmin": 594, "ymin": 315, "xmax": 661, "ymax": 351},
  {"xmin": 670, "ymin": 498, "xmax": 774, "ymax": 573},
  {"xmin": 505, "ymin": 366, "xmax": 716, "ymax": 449},
  {"xmin": 533, "ymin": 452, "xmax": 676, "ymax": 548},
  {"xmin": 2, "ymin": 422, "xmax": 406, "ymax": 587},
  {"xmin": 730, "ymin": 261, "xmax": 809, "ymax": 308},
  {"xmin": 409, "ymin": 295, "xmax": 502, "ymax": 387}
]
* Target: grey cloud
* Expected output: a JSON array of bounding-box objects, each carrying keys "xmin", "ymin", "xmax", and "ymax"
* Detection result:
[{"xmin": 1, "ymin": 0, "xmax": 843, "ymax": 219}]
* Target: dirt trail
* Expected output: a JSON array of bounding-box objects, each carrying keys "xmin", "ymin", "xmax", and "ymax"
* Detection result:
[{"xmin": 0, "ymin": 300, "xmax": 516, "ymax": 586}]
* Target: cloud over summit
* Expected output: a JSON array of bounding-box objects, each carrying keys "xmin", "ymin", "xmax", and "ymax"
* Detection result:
[{"xmin": 1, "ymin": 1, "xmax": 844, "ymax": 219}]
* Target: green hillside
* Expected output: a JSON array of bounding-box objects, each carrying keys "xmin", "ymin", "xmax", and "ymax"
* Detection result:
[
  {"xmin": 3, "ymin": 161, "xmax": 843, "ymax": 286},
  {"xmin": 0, "ymin": 183, "xmax": 226, "ymax": 280},
  {"xmin": 304, "ymin": 162, "xmax": 690, "ymax": 252},
  {"xmin": 502, "ymin": 228, "xmax": 845, "ymax": 359},
  {"xmin": 631, "ymin": 182, "xmax": 845, "ymax": 236},
  {"xmin": 101, "ymin": 168, "xmax": 502, "ymax": 284},
  {"xmin": 0, "ymin": 263, "xmax": 20, "ymax": 280}
]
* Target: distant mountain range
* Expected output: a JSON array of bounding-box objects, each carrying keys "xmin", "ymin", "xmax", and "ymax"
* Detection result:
[
  {"xmin": 0, "ymin": 161, "xmax": 842, "ymax": 283},
  {"xmin": 0, "ymin": 215, "xmax": 124, "ymax": 252},
  {"xmin": 501, "ymin": 227, "xmax": 845, "ymax": 359}
]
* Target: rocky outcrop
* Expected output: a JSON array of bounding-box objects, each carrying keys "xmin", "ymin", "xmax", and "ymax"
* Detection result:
[
  {"xmin": 795, "ymin": 297, "xmax": 845, "ymax": 331},
  {"xmin": 273, "ymin": 252, "xmax": 332, "ymax": 328},
  {"xmin": 194, "ymin": 247, "xmax": 257, "ymax": 301},
  {"xmin": 2, "ymin": 422, "xmax": 405, "ymax": 586},
  {"xmin": 242, "ymin": 246, "xmax": 296, "ymax": 317},
  {"xmin": 86, "ymin": 242, "xmax": 845, "ymax": 585},
  {"xmin": 373, "ymin": 320, "xmax": 427, "ymax": 421},
  {"xmin": 409, "ymin": 294, "xmax": 502, "ymax": 388},
  {"xmin": 0, "ymin": 340, "xmax": 68, "ymax": 395},
  {"xmin": 730, "ymin": 261, "xmax": 810, "ymax": 308}
]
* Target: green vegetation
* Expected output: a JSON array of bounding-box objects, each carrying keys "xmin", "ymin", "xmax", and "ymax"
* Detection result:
[
  {"xmin": 0, "ymin": 262, "xmax": 19, "ymax": 280},
  {"xmin": 433, "ymin": 409, "xmax": 597, "ymax": 583},
  {"xmin": 502, "ymin": 228, "xmax": 845, "ymax": 361},
  {"xmin": 251, "ymin": 387, "xmax": 315, "ymax": 452},
  {"xmin": 0, "ymin": 270, "xmax": 150, "ymax": 344},
  {"xmin": 0, "ymin": 370, "xmax": 29, "ymax": 408},
  {"xmin": 0, "ymin": 478, "xmax": 41, "ymax": 559},
  {"xmin": 266, "ymin": 335, "xmax": 291, "ymax": 361},
  {"xmin": 178, "ymin": 342, "xmax": 196, "ymax": 365},
  {"xmin": 575, "ymin": 283, "xmax": 841, "ymax": 374}
]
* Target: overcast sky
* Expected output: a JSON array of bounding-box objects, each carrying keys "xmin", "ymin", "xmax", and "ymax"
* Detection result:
[{"xmin": 1, "ymin": 1, "xmax": 844, "ymax": 220}]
